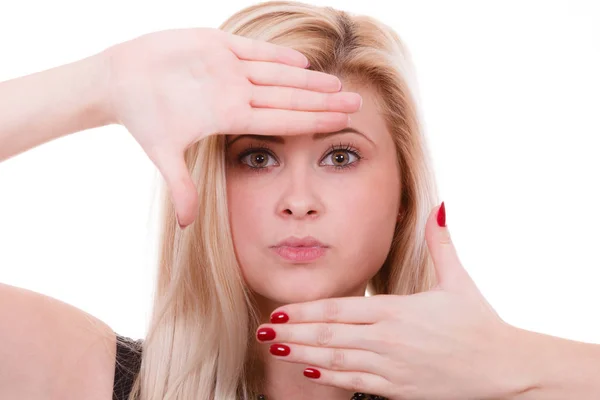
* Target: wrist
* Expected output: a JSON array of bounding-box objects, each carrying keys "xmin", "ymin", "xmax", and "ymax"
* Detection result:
[
  {"xmin": 499, "ymin": 324, "xmax": 543, "ymax": 399},
  {"xmin": 500, "ymin": 323, "xmax": 600, "ymax": 400},
  {"xmin": 79, "ymin": 49, "xmax": 118, "ymax": 128},
  {"xmin": 484, "ymin": 322, "xmax": 540, "ymax": 400}
]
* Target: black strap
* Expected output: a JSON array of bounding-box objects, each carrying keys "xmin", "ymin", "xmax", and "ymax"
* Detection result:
[{"xmin": 113, "ymin": 334, "xmax": 143, "ymax": 400}]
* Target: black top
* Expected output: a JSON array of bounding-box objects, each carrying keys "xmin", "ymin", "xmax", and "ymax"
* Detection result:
[
  {"xmin": 113, "ymin": 334, "xmax": 143, "ymax": 400},
  {"xmin": 113, "ymin": 334, "xmax": 386, "ymax": 400}
]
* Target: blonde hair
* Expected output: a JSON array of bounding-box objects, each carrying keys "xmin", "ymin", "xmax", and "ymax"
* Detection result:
[{"xmin": 125, "ymin": 1, "xmax": 440, "ymax": 398}]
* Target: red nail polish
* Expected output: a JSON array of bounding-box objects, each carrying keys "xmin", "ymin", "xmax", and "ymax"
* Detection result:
[
  {"xmin": 437, "ymin": 201, "xmax": 446, "ymax": 227},
  {"xmin": 257, "ymin": 327, "xmax": 276, "ymax": 341},
  {"xmin": 270, "ymin": 344, "xmax": 290, "ymax": 356},
  {"xmin": 270, "ymin": 311, "xmax": 289, "ymax": 323},
  {"xmin": 304, "ymin": 368, "xmax": 321, "ymax": 379}
]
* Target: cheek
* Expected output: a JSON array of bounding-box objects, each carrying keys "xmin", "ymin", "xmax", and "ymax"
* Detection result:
[
  {"xmin": 226, "ymin": 174, "xmax": 275, "ymax": 276},
  {"xmin": 335, "ymin": 159, "xmax": 400, "ymax": 225},
  {"xmin": 227, "ymin": 177, "xmax": 269, "ymax": 237},
  {"xmin": 331, "ymin": 161, "xmax": 400, "ymax": 272}
]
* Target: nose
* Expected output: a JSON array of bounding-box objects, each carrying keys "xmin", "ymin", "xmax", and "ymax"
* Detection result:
[{"xmin": 276, "ymin": 164, "xmax": 323, "ymax": 219}]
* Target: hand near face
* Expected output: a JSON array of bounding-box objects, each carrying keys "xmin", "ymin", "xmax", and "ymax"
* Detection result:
[
  {"xmin": 256, "ymin": 203, "xmax": 533, "ymax": 400},
  {"xmin": 104, "ymin": 28, "xmax": 362, "ymax": 228}
]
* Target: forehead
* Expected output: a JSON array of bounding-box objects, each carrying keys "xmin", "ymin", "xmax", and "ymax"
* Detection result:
[
  {"xmin": 341, "ymin": 80, "xmax": 389, "ymax": 142},
  {"xmin": 225, "ymin": 80, "xmax": 390, "ymax": 145}
]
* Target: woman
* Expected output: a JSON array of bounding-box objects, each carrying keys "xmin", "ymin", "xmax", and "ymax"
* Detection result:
[{"xmin": 1, "ymin": 1, "xmax": 599, "ymax": 400}]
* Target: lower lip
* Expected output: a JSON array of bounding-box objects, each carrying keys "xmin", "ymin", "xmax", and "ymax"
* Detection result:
[{"xmin": 272, "ymin": 246, "xmax": 327, "ymax": 262}]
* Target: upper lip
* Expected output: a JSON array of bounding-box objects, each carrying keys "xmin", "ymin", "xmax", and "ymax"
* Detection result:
[{"xmin": 272, "ymin": 236, "xmax": 328, "ymax": 248}]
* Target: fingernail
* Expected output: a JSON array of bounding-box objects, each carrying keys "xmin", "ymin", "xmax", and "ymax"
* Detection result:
[
  {"xmin": 437, "ymin": 201, "xmax": 446, "ymax": 227},
  {"xmin": 270, "ymin": 311, "xmax": 289, "ymax": 323},
  {"xmin": 304, "ymin": 368, "xmax": 321, "ymax": 379},
  {"xmin": 270, "ymin": 344, "xmax": 290, "ymax": 356},
  {"xmin": 257, "ymin": 327, "xmax": 276, "ymax": 341}
]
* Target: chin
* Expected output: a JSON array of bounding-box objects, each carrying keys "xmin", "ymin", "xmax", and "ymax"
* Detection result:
[{"xmin": 259, "ymin": 283, "xmax": 337, "ymax": 305}]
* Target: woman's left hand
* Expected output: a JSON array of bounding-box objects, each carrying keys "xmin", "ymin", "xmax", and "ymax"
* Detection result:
[{"xmin": 256, "ymin": 203, "xmax": 536, "ymax": 400}]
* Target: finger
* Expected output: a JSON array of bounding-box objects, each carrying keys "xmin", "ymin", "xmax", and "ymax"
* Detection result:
[
  {"xmin": 267, "ymin": 342, "xmax": 387, "ymax": 376},
  {"xmin": 257, "ymin": 322, "xmax": 372, "ymax": 350},
  {"xmin": 270, "ymin": 295, "xmax": 395, "ymax": 324},
  {"xmin": 226, "ymin": 33, "xmax": 309, "ymax": 68},
  {"xmin": 151, "ymin": 148, "xmax": 198, "ymax": 228},
  {"xmin": 301, "ymin": 367, "xmax": 393, "ymax": 398},
  {"xmin": 425, "ymin": 202, "xmax": 474, "ymax": 293},
  {"xmin": 244, "ymin": 60, "xmax": 342, "ymax": 92},
  {"xmin": 235, "ymin": 108, "xmax": 351, "ymax": 136},
  {"xmin": 250, "ymin": 86, "xmax": 362, "ymax": 112}
]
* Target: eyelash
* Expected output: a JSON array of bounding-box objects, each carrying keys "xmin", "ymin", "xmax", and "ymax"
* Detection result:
[{"xmin": 236, "ymin": 142, "xmax": 363, "ymax": 174}]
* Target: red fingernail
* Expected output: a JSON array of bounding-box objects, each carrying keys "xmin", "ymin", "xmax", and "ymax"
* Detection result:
[
  {"xmin": 257, "ymin": 327, "xmax": 276, "ymax": 342},
  {"xmin": 304, "ymin": 368, "xmax": 321, "ymax": 379},
  {"xmin": 270, "ymin": 311, "xmax": 289, "ymax": 323},
  {"xmin": 437, "ymin": 201, "xmax": 446, "ymax": 227},
  {"xmin": 270, "ymin": 344, "xmax": 290, "ymax": 356}
]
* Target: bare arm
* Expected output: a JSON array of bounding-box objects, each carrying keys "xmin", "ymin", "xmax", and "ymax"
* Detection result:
[
  {"xmin": 0, "ymin": 283, "xmax": 117, "ymax": 400},
  {"xmin": 511, "ymin": 326, "xmax": 600, "ymax": 399},
  {"xmin": 0, "ymin": 51, "xmax": 114, "ymax": 162}
]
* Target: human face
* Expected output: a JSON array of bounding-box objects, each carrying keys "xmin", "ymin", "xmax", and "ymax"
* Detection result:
[{"xmin": 225, "ymin": 81, "xmax": 401, "ymax": 307}]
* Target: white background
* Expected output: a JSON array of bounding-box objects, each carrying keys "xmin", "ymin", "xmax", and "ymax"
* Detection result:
[{"xmin": 0, "ymin": 0, "xmax": 599, "ymax": 343}]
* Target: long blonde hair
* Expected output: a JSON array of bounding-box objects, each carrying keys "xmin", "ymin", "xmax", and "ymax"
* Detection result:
[{"xmin": 125, "ymin": 1, "xmax": 440, "ymax": 398}]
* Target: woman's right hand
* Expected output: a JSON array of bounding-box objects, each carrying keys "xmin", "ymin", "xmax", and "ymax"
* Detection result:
[{"xmin": 102, "ymin": 27, "xmax": 362, "ymax": 228}]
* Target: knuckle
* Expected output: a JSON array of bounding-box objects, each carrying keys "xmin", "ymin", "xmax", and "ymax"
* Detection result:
[
  {"xmin": 320, "ymin": 93, "xmax": 330, "ymax": 110},
  {"xmin": 283, "ymin": 326, "xmax": 294, "ymax": 343},
  {"xmin": 330, "ymin": 348, "xmax": 345, "ymax": 370},
  {"xmin": 303, "ymin": 69, "xmax": 311, "ymax": 89},
  {"xmin": 288, "ymin": 88, "xmax": 299, "ymax": 110},
  {"xmin": 323, "ymin": 299, "xmax": 340, "ymax": 322},
  {"xmin": 316, "ymin": 324, "xmax": 334, "ymax": 346},
  {"xmin": 313, "ymin": 113, "xmax": 324, "ymax": 134},
  {"xmin": 439, "ymin": 230, "xmax": 453, "ymax": 245},
  {"xmin": 349, "ymin": 375, "xmax": 365, "ymax": 392}
]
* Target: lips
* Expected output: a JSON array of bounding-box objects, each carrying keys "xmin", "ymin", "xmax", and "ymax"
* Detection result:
[
  {"xmin": 271, "ymin": 236, "xmax": 329, "ymax": 262},
  {"xmin": 272, "ymin": 236, "xmax": 328, "ymax": 248}
]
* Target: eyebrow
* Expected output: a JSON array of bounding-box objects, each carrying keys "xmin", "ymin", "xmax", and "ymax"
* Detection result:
[{"xmin": 225, "ymin": 127, "xmax": 374, "ymax": 147}]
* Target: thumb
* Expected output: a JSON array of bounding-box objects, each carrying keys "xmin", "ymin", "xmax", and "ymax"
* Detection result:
[
  {"xmin": 425, "ymin": 202, "xmax": 475, "ymax": 293},
  {"xmin": 153, "ymin": 148, "xmax": 198, "ymax": 229}
]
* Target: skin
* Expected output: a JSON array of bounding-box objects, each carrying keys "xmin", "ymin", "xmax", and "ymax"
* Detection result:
[
  {"xmin": 2, "ymin": 28, "xmax": 600, "ymax": 399},
  {"xmin": 226, "ymin": 80, "xmax": 401, "ymax": 399}
]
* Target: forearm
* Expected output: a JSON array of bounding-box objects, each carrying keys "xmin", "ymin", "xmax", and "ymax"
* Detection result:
[
  {"xmin": 0, "ymin": 51, "xmax": 114, "ymax": 162},
  {"xmin": 509, "ymin": 326, "xmax": 600, "ymax": 399}
]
